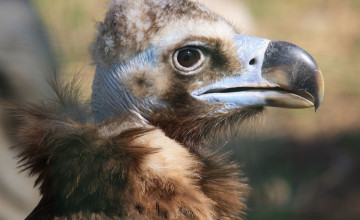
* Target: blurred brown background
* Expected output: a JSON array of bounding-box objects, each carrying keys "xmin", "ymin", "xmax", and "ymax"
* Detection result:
[{"xmin": 0, "ymin": 0, "xmax": 359, "ymax": 219}]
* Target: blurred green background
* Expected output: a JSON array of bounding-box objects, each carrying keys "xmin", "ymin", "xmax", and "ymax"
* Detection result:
[{"xmin": 29, "ymin": 0, "xmax": 360, "ymax": 219}]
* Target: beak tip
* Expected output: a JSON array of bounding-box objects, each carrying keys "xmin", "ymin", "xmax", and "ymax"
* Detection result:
[
  {"xmin": 315, "ymin": 70, "xmax": 325, "ymax": 112},
  {"xmin": 315, "ymin": 103, "xmax": 320, "ymax": 112},
  {"xmin": 314, "ymin": 97, "xmax": 323, "ymax": 112}
]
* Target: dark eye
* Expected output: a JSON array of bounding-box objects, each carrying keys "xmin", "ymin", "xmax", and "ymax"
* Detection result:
[
  {"xmin": 177, "ymin": 49, "xmax": 200, "ymax": 68},
  {"xmin": 173, "ymin": 47, "xmax": 204, "ymax": 73}
]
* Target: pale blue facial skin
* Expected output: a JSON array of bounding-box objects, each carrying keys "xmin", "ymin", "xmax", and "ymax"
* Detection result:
[
  {"xmin": 191, "ymin": 34, "xmax": 317, "ymax": 111},
  {"xmin": 233, "ymin": 35, "xmax": 270, "ymax": 77},
  {"xmin": 191, "ymin": 35, "xmax": 274, "ymax": 109},
  {"xmin": 192, "ymin": 35, "xmax": 272, "ymax": 95}
]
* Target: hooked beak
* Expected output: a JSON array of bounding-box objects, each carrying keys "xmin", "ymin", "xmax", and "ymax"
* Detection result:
[{"xmin": 192, "ymin": 35, "xmax": 324, "ymax": 110}]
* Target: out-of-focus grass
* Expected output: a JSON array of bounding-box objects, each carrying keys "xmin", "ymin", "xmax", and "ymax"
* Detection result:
[{"xmin": 33, "ymin": 0, "xmax": 107, "ymax": 95}]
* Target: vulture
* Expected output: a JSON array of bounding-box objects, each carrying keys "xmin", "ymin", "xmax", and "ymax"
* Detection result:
[{"xmin": 13, "ymin": 0, "xmax": 324, "ymax": 219}]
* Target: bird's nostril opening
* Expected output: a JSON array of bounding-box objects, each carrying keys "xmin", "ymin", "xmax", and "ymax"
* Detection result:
[{"xmin": 249, "ymin": 58, "xmax": 256, "ymax": 65}]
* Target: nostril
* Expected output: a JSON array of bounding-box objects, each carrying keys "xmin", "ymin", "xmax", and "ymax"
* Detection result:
[{"xmin": 249, "ymin": 58, "xmax": 256, "ymax": 65}]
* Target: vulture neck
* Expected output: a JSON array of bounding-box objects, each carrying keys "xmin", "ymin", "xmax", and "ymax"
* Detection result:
[
  {"xmin": 16, "ymin": 83, "xmax": 249, "ymax": 219},
  {"xmin": 148, "ymin": 106, "xmax": 263, "ymax": 151}
]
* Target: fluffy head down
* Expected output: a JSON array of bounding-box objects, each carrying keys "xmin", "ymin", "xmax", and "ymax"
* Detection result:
[{"xmin": 92, "ymin": 0, "xmax": 228, "ymax": 66}]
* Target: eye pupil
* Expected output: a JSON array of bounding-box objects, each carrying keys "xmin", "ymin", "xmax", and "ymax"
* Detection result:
[
  {"xmin": 183, "ymin": 53, "xmax": 190, "ymax": 62},
  {"xmin": 177, "ymin": 49, "xmax": 200, "ymax": 68}
]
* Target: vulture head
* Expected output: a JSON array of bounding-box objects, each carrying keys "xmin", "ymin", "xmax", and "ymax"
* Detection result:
[
  {"xmin": 14, "ymin": 0, "xmax": 324, "ymax": 219},
  {"xmin": 91, "ymin": 0, "xmax": 324, "ymax": 147}
]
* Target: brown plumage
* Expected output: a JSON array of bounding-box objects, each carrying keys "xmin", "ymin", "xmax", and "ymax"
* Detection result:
[
  {"xmin": 15, "ymin": 80, "xmax": 248, "ymax": 219},
  {"xmin": 12, "ymin": 0, "xmax": 324, "ymax": 219}
]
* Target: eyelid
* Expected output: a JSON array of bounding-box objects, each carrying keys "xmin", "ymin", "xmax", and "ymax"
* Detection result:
[
  {"xmin": 181, "ymin": 41, "xmax": 208, "ymax": 49},
  {"xmin": 173, "ymin": 47, "xmax": 205, "ymax": 74}
]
